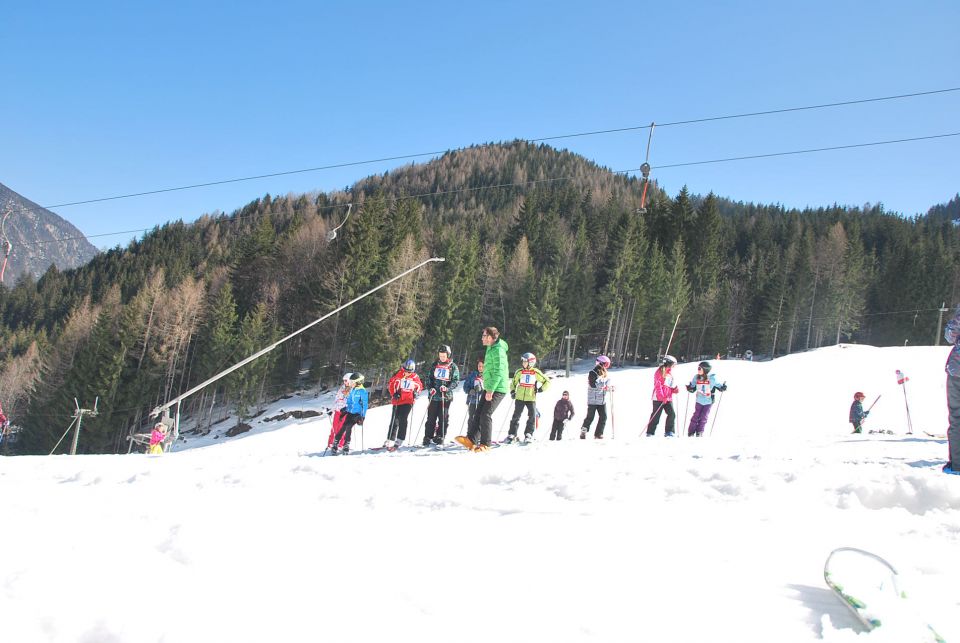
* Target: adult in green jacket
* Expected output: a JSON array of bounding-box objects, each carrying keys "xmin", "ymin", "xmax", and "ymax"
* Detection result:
[{"xmin": 461, "ymin": 326, "xmax": 508, "ymax": 450}]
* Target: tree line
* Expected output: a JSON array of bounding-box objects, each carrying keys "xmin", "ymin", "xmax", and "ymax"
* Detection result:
[{"xmin": 0, "ymin": 141, "xmax": 957, "ymax": 455}]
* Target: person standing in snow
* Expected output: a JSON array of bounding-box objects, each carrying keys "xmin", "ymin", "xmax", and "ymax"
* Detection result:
[
  {"xmin": 506, "ymin": 352, "xmax": 550, "ymax": 443},
  {"xmin": 685, "ymin": 361, "xmax": 727, "ymax": 437},
  {"xmin": 422, "ymin": 345, "xmax": 460, "ymax": 447},
  {"xmin": 849, "ymin": 392, "xmax": 869, "ymax": 434},
  {"xmin": 384, "ymin": 359, "xmax": 423, "ymax": 449},
  {"xmin": 462, "ymin": 359, "xmax": 485, "ymax": 429},
  {"xmin": 942, "ymin": 305, "xmax": 960, "ymax": 474},
  {"xmin": 550, "ymin": 391, "xmax": 575, "ymax": 440},
  {"xmin": 646, "ymin": 355, "xmax": 679, "ymax": 437},
  {"xmin": 580, "ymin": 355, "xmax": 613, "ymax": 439},
  {"xmin": 327, "ymin": 373, "xmax": 352, "ymax": 450},
  {"xmin": 331, "ymin": 373, "xmax": 367, "ymax": 455},
  {"xmin": 457, "ymin": 327, "xmax": 508, "ymax": 452}
]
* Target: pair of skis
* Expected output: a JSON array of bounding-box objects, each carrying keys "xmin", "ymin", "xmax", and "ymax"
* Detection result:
[{"xmin": 824, "ymin": 547, "xmax": 944, "ymax": 642}]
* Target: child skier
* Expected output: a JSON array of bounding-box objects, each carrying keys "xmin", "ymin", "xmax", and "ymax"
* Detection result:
[
  {"xmin": 327, "ymin": 373, "xmax": 352, "ymax": 450},
  {"xmin": 423, "ymin": 345, "xmax": 460, "ymax": 447},
  {"xmin": 148, "ymin": 422, "xmax": 167, "ymax": 455},
  {"xmin": 385, "ymin": 359, "xmax": 423, "ymax": 449},
  {"xmin": 685, "ymin": 361, "xmax": 727, "ymax": 437},
  {"xmin": 331, "ymin": 373, "xmax": 367, "ymax": 455},
  {"xmin": 580, "ymin": 355, "xmax": 613, "ymax": 439},
  {"xmin": 462, "ymin": 359, "xmax": 485, "ymax": 428},
  {"xmin": 506, "ymin": 352, "xmax": 550, "ymax": 443},
  {"xmin": 646, "ymin": 355, "xmax": 679, "ymax": 437},
  {"xmin": 550, "ymin": 391, "xmax": 575, "ymax": 440},
  {"xmin": 849, "ymin": 392, "xmax": 869, "ymax": 434}
]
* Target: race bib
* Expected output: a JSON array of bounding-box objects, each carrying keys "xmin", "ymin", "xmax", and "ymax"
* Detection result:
[
  {"xmin": 434, "ymin": 366, "xmax": 450, "ymax": 381},
  {"xmin": 520, "ymin": 373, "xmax": 536, "ymax": 387},
  {"xmin": 401, "ymin": 379, "xmax": 416, "ymax": 391}
]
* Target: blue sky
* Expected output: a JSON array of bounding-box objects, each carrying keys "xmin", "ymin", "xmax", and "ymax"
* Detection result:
[{"xmin": 2, "ymin": 1, "xmax": 958, "ymax": 249}]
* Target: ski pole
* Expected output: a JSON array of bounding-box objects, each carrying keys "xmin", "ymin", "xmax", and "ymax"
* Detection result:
[
  {"xmin": 410, "ymin": 397, "xmax": 429, "ymax": 446},
  {"xmin": 866, "ymin": 394, "xmax": 881, "ymax": 413},
  {"xmin": 609, "ymin": 390, "xmax": 615, "ymax": 439},
  {"xmin": 682, "ymin": 390, "xmax": 691, "ymax": 438},
  {"xmin": 440, "ymin": 393, "xmax": 446, "ymax": 445},
  {"xmin": 495, "ymin": 400, "xmax": 512, "ymax": 442},
  {"xmin": 708, "ymin": 390, "xmax": 725, "ymax": 437}
]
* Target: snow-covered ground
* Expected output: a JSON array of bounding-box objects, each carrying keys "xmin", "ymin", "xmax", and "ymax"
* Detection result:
[{"xmin": 1, "ymin": 344, "xmax": 958, "ymax": 643}]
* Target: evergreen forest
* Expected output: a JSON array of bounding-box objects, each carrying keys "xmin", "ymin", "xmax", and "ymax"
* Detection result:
[{"xmin": 1, "ymin": 141, "xmax": 958, "ymax": 454}]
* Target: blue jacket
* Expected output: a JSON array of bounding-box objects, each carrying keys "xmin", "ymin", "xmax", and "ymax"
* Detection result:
[
  {"xmin": 344, "ymin": 386, "xmax": 368, "ymax": 416},
  {"xmin": 945, "ymin": 305, "xmax": 960, "ymax": 376},
  {"xmin": 688, "ymin": 373, "xmax": 721, "ymax": 405},
  {"xmin": 462, "ymin": 370, "xmax": 484, "ymax": 405}
]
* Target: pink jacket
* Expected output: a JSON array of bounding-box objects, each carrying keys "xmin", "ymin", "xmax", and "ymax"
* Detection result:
[
  {"xmin": 652, "ymin": 368, "xmax": 678, "ymax": 402},
  {"xmin": 149, "ymin": 428, "xmax": 166, "ymax": 446}
]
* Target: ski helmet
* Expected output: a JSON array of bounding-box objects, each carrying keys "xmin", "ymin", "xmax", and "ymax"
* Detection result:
[
  {"xmin": 342, "ymin": 372, "xmax": 352, "ymax": 382},
  {"xmin": 661, "ymin": 355, "xmax": 677, "ymax": 367},
  {"xmin": 596, "ymin": 355, "xmax": 611, "ymax": 367},
  {"xmin": 438, "ymin": 344, "xmax": 451, "ymax": 356},
  {"xmin": 854, "ymin": 391, "xmax": 865, "ymax": 400},
  {"xmin": 698, "ymin": 361, "xmax": 711, "ymax": 373},
  {"xmin": 349, "ymin": 372, "xmax": 365, "ymax": 385},
  {"xmin": 521, "ymin": 352, "xmax": 537, "ymax": 367},
  {"xmin": 403, "ymin": 359, "xmax": 416, "ymax": 372}
]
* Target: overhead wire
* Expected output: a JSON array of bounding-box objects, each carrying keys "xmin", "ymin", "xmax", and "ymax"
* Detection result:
[{"xmin": 2, "ymin": 86, "xmax": 957, "ymax": 247}]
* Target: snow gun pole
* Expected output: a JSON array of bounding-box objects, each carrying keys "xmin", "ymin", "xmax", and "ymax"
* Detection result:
[
  {"xmin": 150, "ymin": 258, "xmax": 444, "ymax": 420},
  {"xmin": 896, "ymin": 370, "xmax": 913, "ymax": 435},
  {"xmin": 708, "ymin": 389, "xmax": 725, "ymax": 437}
]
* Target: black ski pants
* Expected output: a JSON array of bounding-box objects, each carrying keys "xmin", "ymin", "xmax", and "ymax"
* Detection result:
[
  {"xmin": 334, "ymin": 412, "xmax": 363, "ymax": 448},
  {"xmin": 646, "ymin": 400, "xmax": 676, "ymax": 436},
  {"xmin": 550, "ymin": 419, "xmax": 566, "ymax": 440},
  {"xmin": 509, "ymin": 399, "xmax": 537, "ymax": 437},
  {"xmin": 581, "ymin": 404, "xmax": 607, "ymax": 438},
  {"xmin": 467, "ymin": 392, "xmax": 505, "ymax": 447},
  {"xmin": 387, "ymin": 404, "xmax": 413, "ymax": 442},
  {"xmin": 423, "ymin": 399, "xmax": 450, "ymax": 444}
]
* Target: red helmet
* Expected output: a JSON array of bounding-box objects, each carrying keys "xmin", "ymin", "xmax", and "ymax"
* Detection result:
[{"xmin": 854, "ymin": 392, "xmax": 865, "ymax": 400}]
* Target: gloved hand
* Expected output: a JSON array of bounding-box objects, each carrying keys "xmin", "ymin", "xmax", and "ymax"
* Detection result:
[
  {"xmin": 357, "ymin": 417, "xmax": 364, "ymax": 426},
  {"xmin": 440, "ymin": 385, "xmax": 448, "ymax": 392},
  {"xmin": 474, "ymin": 380, "xmax": 483, "ymax": 390},
  {"xmin": 671, "ymin": 386, "xmax": 679, "ymax": 394},
  {"xmin": 392, "ymin": 392, "xmax": 401, "ymax": 400},
  {"xmin": 510, "ymin": 391, "xmax": 516, "ymax": 399},
  {"xmin": 430, "ymin": 388, "xmax": 436, "ymax": 396},
  {"xmin": 686, "ymin": 384, "xmax": 696, "ymax": 393},
  {"xmin": 718, "ymin": 383, "xmax": 728, "ymax": 392},
  {"xmin": 863, "ymin": 411, "xmax": 869, "ymax": 417}
]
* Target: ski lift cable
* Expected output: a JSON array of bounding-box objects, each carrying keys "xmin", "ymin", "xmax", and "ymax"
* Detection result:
[
  {"xmin": 8, "ymin": 130, "xmax": 960, "ymax": 249},
  {"xmin": 2, "ymin": 86, "xmax": 955, "ymax": 221}
]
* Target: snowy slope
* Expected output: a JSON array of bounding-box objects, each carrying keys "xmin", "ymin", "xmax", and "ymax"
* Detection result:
[{"xmin": 1, "ymin": 345, "xmax": 958, "ymax": 643}]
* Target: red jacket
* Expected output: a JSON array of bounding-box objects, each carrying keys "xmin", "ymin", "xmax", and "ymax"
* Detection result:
[
  {"xmin": 652, "ymin": 367, "xmax": 679, "ymax": 402},
  {"xmin": 388, "ymin": 369, "xmax": 423, "ymax": 406}
]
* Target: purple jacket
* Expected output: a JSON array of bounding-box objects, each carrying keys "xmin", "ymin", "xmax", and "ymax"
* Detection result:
[{"xmin": 553, "ymin": 398, "xmax": 575, "ymax": 422}]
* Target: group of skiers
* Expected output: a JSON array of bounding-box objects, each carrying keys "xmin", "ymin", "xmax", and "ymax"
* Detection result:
[{"xmin": 324, "ymin": 326, "xmax": 731, "ymax": 455}]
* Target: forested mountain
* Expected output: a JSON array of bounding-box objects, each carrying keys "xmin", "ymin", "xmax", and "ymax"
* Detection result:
[
  {"xmin": 0, "ymin": 182, "xmax": 99, "ymax": 279},
  {"xmin": 1, "ymin": 141, "xmax": 957, "ymax": 455}
]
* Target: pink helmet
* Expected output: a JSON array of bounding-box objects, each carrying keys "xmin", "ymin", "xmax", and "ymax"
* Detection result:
[{"xmin": 596, "ymin": 355, "xmax": 611, "ymax": 367}]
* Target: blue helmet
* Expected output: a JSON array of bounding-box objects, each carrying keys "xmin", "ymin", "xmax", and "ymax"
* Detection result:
[{"xmin": 403, "ymin": 359, "xmax": 416, "ymax": 372}]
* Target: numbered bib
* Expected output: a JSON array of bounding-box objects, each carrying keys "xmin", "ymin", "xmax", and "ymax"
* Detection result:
[
  {"xmin": 401, "ymin": 379, "xmax": 416, "ymax": 391},
  {"xmin": 520, "ymin": 373, "xmax": 536, "ymax": 387},
  {"xmin": 434, "ymin": 366, "xmax": 450, "ymax": 381}
]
